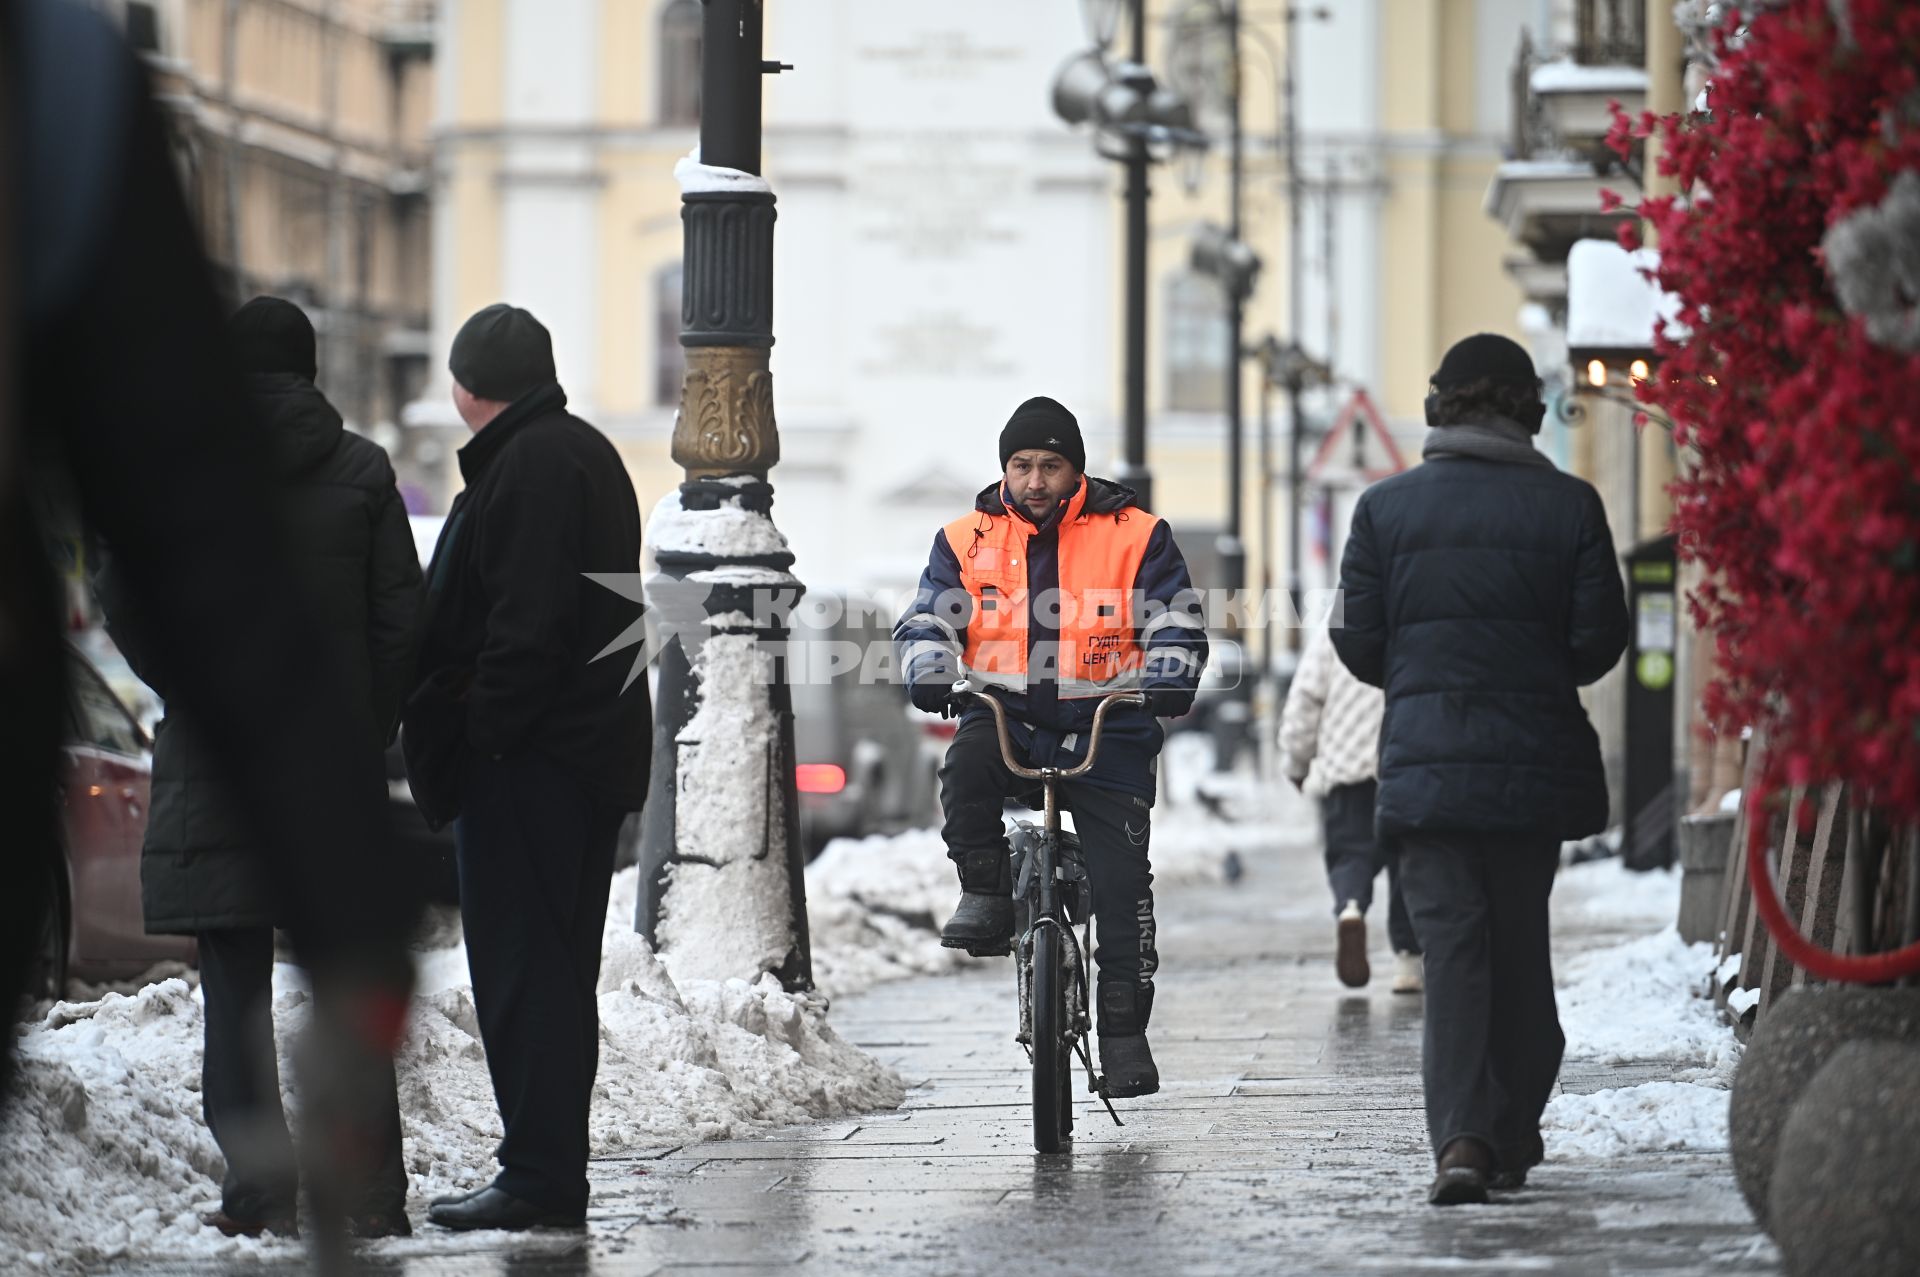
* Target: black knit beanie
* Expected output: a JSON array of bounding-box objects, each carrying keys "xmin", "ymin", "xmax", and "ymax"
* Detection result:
[
  {"xmin": 449, "ymin": 303, "xmax": 557, "ymax": 402},
  {"xmin": 229, "ymin": 296, "xmax": 317, "ymax": 381},
  {"xmin": 1431, "ymin": 332, "xmax": 1538, "ymax": 389},
  {"xmin": 998, "ymin": 396, "xmax": 1085, "ymax": 472}
]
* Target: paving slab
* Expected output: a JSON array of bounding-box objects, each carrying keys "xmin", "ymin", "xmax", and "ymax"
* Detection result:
[{"xmin": 108, "ymin": 831, "xmax": 1774, "ymax": 1275}]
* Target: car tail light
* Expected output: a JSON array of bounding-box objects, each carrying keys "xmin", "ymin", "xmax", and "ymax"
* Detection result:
[
  {"xmin": 795, "ymin": 763, "xmax": 847, "ymax": 794},
  {"xmin": 921, "ymin": 720, "xmax": 958, "ymax": 740}
]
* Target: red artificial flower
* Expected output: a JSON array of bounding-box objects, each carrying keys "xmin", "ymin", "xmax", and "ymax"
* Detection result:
[{"xmin": 1609, "ymin": 0, "xmax": 1920, "ymax": 823}]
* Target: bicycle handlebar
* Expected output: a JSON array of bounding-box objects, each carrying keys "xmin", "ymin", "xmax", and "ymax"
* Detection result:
[{"xmin": 950, "ymin": 681, "xmax": 1147, "ymax": 781}]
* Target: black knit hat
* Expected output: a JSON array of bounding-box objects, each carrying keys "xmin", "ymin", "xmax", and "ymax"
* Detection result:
[
  {"xmin": 1431, "ymin": 332, "xmax": 1538, "ymax": 390},
  {"xmin": 449, "ymin": 303, "xmax": 557, "ymax": 402},
  {"xmin": 998, "ymin": 396, "xmax": 1085, "ymax": 472},
  {"xmin": 229, "ymin": 296, "xmax": 317, "ymax": 381}
]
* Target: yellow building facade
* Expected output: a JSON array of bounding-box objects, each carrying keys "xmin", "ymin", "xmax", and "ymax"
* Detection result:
[
  {"xmin": 426, "ymin": 1, "xmax": 1530, "ymax": 609},
  {"xmin": 131, "ymin": 0, "xmax": 436, "ymax": 445}
]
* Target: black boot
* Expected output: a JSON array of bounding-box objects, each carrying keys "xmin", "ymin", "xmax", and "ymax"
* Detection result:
[
  {"xmin": 940, "ymin": 849, "xmax": 1014, "ymax": 956},
  {"xmin": 1096, "ymin": 982, "xmax": 1159, "ymax": 1098}
]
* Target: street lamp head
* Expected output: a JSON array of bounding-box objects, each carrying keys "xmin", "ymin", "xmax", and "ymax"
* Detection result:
[
  {"xmin": 1145, "ymin": 85, "xmax": 1196, "ymax": 133},
  {"xmin": 1178, "ymin": 142, "xmax": 1209, "ymax": 195},
  {"xmin": 1191, "ymin": 222, "xmax": 1261, "ymax": 299},
  {"xmin": 1267, "ymin": 339, "xmax": 1332, "ymax": 389},
  {"xmin": 1051, "ymin": 50, "xmax": 1112, "ymax": 126},
  {"xmin": 1097, "ymin": 77, "xmax": 1152, "ymax": 128}
]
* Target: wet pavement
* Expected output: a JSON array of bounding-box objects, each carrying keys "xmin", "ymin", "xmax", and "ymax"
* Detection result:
[{"xmin": 119, "ymin": 842, "xmax": 1775, "ymax": 1275}]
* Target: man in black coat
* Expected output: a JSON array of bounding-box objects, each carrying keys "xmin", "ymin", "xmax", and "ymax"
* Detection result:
[
  {"xmin": 1333, "ymin": 333, "xmax": 1629, "ymax": 1206},
  {"xmin": 409, "ymin": 304, "xmax": 651, "ymax": 1232},
  {"xmin": 101, "ymin": 297, "xmax": 422, "ymax": 1238}
]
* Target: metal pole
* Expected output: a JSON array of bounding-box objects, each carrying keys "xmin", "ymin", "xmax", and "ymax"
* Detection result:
[
  {"xmin": 700, "ymin": 0, "xmax": 764, "ymax": 174},
  {"xmin": 1220, "ymin": 0, "xmax": 1246, "ymax": 595},
  {"xmin": 1283, "ymin": 7, "xmax": 1306, "ymax": 653},
  {"xmin": 1118, "ymin": 0, "xmax": 1153, "ymax": 512},
  {"xmin": 222, "ymin": 0, "xmax": 244, "ymax": 298},
  {"xmin": 639, "ymin": 0, "xmax": 811, "ymax": 990},
  {"xmin": 1258, "ymin": 350, "xmax": 1274, "ymax": 674}
]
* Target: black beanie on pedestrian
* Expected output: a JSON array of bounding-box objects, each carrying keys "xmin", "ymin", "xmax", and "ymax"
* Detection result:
[
  {"xmin": 998, "ymin": 396, "xmax": 1085, "ymax": 472},
  {"xmin": 228, "ymin": 296, "xmax": 317, "ymax": 382},
  {"xmin": 449, "ymin": 303, "xmax": 557, "ymax": 402},
  {"xmin": 1430, "ymin": 332, "xmax": 1538, "ymax": 389}
]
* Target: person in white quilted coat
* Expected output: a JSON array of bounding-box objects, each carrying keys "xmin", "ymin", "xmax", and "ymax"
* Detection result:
[{"xmin": 1279, "ymin": 626, "xmax": 1422, "ymax": 992}]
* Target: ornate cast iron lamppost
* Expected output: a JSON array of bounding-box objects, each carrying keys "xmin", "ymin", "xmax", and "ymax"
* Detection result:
[{"xmin": 635, "ymin": 0, "xmax": 811, "ymax": 989}]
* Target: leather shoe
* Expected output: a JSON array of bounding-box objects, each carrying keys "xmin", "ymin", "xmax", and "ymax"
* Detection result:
[
  {"xmin": 200, "ymin": 1209, "xmax": 298, "ymax": 1239},
  {"xmin": 428, "ymin": 1185, "xmax": 486, "ymax": 1209},
  {"xmin": 426, "ymin": 1186, "xmax": 585, "ymax": 1232},
  {"xmin": 1428, "ymin": 1136, "xmax": 1494, "ymax": 1206}
]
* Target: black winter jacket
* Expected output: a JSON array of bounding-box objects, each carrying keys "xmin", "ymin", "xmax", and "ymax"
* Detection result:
[
  {"xmin": 105, "ymin": 373, "xmax": 421, "ymax": 933},
  {"xmin": 1331, "ymin": 452, "xmax": 1629, "ymax": 841},
  {"xmin": 404, "ymin": 383, "xmax": 650, "ymax": 824}
]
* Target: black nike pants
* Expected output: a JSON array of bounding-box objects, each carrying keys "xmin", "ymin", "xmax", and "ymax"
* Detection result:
[{"xmin": 938, "ymin": 716, "xmax": 1158, "ymax": 1007}]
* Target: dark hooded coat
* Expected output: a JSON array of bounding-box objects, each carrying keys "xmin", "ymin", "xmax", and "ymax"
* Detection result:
[{"xmin": 104, "ymin": 373, "xmax": 421, "ymax": 932}]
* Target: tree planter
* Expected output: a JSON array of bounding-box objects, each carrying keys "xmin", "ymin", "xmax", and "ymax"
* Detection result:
[
  {"xmin": 1729, "ymin": 985, "xmax": 1920, "ymax": 1230},
  {"xmin": 1770, "ymin": 1039, "xmax": 1920, "ymax": 1275},
  {"xmin": 1677, "ymin": 810, "xmax": 1734, "ymax": 944}
]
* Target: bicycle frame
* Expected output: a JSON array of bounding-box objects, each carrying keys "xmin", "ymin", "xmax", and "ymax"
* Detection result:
[{"xmin": 953, "ymin": 682, "xmax": 1145, "ymax": 1145}]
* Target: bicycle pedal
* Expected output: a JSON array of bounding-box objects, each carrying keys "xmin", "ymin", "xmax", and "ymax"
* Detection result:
[{"xmin": 942, "ymin": 937, "xmax": 1012, "ymax": 958}]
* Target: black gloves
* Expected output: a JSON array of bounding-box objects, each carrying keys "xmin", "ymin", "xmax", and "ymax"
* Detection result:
[
  {"xmin": 1141, "ymin": 688, "xmax": 1195, "ymax": 719},
  {"xmin": 910, "ymin": 681, "xmax": 966, "ymax": 719}
]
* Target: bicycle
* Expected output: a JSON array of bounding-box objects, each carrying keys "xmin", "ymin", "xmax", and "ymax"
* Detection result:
[{"xmin": 952, "ymin": 682, "xmax": 1145, "ymax": 1154}]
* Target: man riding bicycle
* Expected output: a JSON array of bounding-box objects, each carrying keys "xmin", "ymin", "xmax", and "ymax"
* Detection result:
[{"xmin": 893, "ymin": 396, "xmax": 1208, "ymax": 1097}]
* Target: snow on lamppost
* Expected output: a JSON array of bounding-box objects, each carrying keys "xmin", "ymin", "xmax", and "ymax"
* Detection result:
[{"xmin": 634, "ymin": 0, "xmax": 811, "ymax": 989}]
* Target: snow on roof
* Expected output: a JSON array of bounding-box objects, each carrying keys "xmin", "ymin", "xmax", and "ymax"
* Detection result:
[
  {"xmin": 1566, "ymin": 239, "xmax": 1685, "ymax": 351},
  {"xmin": 1494, "ymin": 157, "xmax": 1604, "ymax": 180},
  {"xmin": 1530, "ymin": 60, "xmax": 1649, "ymax": 97}
]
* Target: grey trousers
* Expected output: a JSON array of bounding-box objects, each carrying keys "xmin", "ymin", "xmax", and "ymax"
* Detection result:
[{"xmin": 1393, "ymin": 832, "xmax": 1563, "ymax": 1170}]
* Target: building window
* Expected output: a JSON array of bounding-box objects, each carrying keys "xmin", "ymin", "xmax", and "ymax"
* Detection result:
[
  {"xmin": 655, "ymin": 262, "xmax": 685, "ymax": 406},
  {"xmin": 1165, "ymin": 271, "xmax": 1227, "ymax": 414},
  {"xmin": 659, "ymin": 0, "xmax": 702, "ymax": 126}
]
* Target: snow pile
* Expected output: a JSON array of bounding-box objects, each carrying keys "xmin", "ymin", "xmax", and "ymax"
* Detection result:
[
  {"xmin": 1554, "ymin": 925, "xmax": 1735, "ymax": 1072},
  {"xmin": 0, "ymin": 868, "xmax": 903, "ymax": 1271},
  {"xmin": 1555, "ymin": 858, "xmax": 1683, "ymax": 933},
  {"xmin": 1543, "ymin": 860, "xmax": 1735, "ymax": 1160},
  {"xmin": 806, "ymin": 828, "xmax": 978, "ymax": 1000},
  {"xmin": 1542, "ymin": 1081, "xmax": 1730, "ymax": 1158}
]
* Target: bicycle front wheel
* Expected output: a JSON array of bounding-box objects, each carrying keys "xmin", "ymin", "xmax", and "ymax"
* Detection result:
[{"xmin": 1031, "ymin": 924, "xmax": 1067, "ymax": 1153}]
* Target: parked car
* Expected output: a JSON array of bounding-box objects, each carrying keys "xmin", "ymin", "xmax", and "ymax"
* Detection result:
[
  {"xmin": 789, "ymin": 592, "xmax": 944, "ymax": 859},
  {"xmin": 33, "ymin": 651, "xmax": 195, "ymax": 999}
]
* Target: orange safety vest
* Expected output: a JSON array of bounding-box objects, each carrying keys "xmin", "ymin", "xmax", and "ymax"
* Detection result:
[{"xmin": 941, "ymin": 483, "xmax": 1162, "ymax": 699}]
